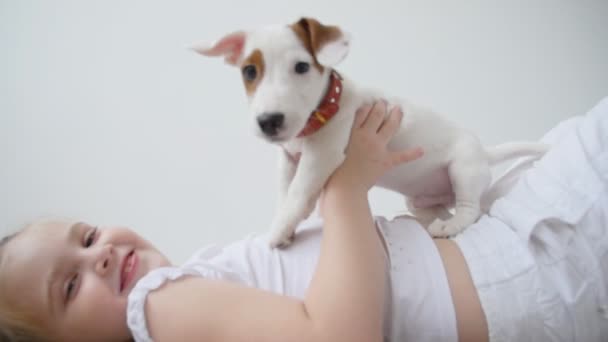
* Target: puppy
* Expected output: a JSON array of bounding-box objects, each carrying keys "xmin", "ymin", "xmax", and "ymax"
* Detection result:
[{"xmin": 192, "ymin": 17, "xmax": 547, "ymax": 247}]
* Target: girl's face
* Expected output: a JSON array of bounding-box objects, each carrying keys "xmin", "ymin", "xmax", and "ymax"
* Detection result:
[{"xmin": 0, "ymin": 220, "xmax": 170, "ymax": 341}]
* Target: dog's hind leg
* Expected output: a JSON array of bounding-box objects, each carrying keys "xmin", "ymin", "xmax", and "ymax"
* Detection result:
[{"xmin": 428, "ymin": 158, "xmax": 491, "ymax": 237}]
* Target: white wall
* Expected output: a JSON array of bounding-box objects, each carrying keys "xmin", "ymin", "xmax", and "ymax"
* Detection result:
[{"xmin": 1, "ymin": 0, "xmax": 607, "ymax": 263}]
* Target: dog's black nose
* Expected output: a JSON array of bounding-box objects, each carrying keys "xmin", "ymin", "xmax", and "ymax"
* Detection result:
[{"xmin": 257, "ymin": 112, "xmax": 285, "ymax": 137}]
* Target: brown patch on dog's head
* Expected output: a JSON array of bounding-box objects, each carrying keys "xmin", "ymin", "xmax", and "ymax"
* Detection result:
[
  {"xmin": 241, "ymin": 49, "xmax": 265, "ymax": 95},
  {"xmin": 290, "ymin": 18, "xmax": 343, "ymax": 72}
]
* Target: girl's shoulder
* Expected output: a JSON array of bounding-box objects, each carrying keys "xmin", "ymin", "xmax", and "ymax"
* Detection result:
[{"xmin": 126, "ymin": 245, "xmax": 249, "ymax": 341}]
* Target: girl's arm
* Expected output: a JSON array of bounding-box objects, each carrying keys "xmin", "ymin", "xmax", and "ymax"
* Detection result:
[
  {"xmin": 308, "ymin": 101, "xmax": 423, "ymax": 341},
  {"xmin": 145, "ymin": 101, "xmax": 423, "ymax": 342}
]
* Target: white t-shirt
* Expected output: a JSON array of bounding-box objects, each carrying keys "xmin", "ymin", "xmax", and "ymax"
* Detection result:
[{"xmin": 127, "ymin": 216, "xmax": 458, "ymax": 342}]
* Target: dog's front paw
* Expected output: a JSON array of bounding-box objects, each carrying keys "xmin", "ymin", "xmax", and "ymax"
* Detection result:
[
  {"xmin": 428, "ymin": 217, "xmax": 467, "ymax": 238},
  {"xmin": 268, "ymin": 229, "xmax": 296, "ymax": 249},
  {"xmin": 268, "ymin": 196, "xmax": 317, "ymax": 248},
  {"xmin": 267, "ymin": 216, "xmax": 298, "ymax": 249}
]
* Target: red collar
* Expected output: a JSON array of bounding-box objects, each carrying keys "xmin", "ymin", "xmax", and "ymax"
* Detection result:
[{"xmin": 297, "ymin": 70, "xmax": 343, "ymax": 138}]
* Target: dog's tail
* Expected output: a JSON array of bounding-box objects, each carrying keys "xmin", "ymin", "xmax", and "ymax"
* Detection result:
[{"xmin": 485, "ymin": 142, "xmax": 549, "ymax": 165}]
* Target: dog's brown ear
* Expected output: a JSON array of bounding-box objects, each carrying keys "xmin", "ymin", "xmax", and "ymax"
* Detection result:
[
  {"xmin": 290, "ymin": 17, "xmax": 350, "ymax": 67},
  {"xmin": 190, "ymin": 31, "xmax": 247, "ymax": 66}
]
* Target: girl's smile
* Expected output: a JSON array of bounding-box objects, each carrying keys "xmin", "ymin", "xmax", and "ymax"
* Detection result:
[{"xmin": 0, "ymin": 219, "xmax": 170, "ymax": 342}]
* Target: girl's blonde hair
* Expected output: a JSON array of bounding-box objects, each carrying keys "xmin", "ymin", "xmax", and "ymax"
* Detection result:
[{"xmin": 0, "ymin": 231, "xmax": 50, "ymax": 342}]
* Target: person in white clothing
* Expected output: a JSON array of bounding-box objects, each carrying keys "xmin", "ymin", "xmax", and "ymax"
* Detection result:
[{"xmin": 1, "ymin": 98, "xmax": 607, "ymax": 342}]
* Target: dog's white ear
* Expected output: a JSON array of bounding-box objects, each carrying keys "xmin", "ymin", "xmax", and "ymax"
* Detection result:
[
  {"xmin": 291, "ymin": 18, "xmax": 350, "ymax": 67},
  {"xmin": 316, "ymin": 31, "xmax": 350, "ymax": 66},
  {"xmin": 189, "ymin": 31, "xmax": 246, "ymax": 66}
]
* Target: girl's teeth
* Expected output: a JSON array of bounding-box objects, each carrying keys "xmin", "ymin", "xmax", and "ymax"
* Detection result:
[{"xmin": 126, "ymin": 256, "xmax": 132, "ymax": 272}]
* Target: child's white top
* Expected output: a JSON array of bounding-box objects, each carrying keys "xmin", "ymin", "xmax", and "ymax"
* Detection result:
[{"xmin": 127, "ymin": 216, "xmax": 458, "ymax": 342}]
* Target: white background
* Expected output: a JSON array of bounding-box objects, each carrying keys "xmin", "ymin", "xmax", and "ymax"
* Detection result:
[{"xmin": 1, "ymin": 0, "xmax": 607, "ymax": 263}]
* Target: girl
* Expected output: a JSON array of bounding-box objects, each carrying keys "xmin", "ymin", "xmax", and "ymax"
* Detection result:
[{"xmin": 1, "ymin": 99, "xmax": 607, "ymax": 342}]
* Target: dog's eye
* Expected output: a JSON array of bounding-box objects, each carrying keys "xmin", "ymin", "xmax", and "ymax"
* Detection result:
[
  {"xmin": 242, "ymin": 65, "xmax": 257, "ymax": 81},
  {"xmin": 294, "ymin": 62, "xmax": 310, "ymax": 74}
]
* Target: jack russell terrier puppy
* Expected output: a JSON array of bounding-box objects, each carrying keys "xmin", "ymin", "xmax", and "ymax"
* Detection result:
[{"xmin": 192, "ymin": 17, "xmax": 548, "ymax": 248}]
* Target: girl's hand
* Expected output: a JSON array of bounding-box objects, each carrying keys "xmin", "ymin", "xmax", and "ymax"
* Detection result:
[{"xmin": 325, "ymin": 100, "xmax": 424, "ymax": 194}]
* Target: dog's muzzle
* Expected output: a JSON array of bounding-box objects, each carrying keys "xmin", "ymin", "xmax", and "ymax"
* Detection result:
[{"xmin": 257, "ymin": 112, "xmax": 285, "ymax": 137}]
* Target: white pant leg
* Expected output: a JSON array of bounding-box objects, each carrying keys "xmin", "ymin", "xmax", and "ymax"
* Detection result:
[{"xmin": 456, "ymin": 96, "xmax": 608, "ymax": 341}]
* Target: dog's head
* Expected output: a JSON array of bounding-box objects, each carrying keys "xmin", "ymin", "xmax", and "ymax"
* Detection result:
[{"xmin": 192, "ymin": 17, "xmax": 350, "ymax": 142}]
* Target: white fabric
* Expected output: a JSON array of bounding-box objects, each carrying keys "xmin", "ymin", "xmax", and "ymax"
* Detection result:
[
  {"xmin": 127, "ymin": 97, "xmax": 608, "ymax": 341},
  {"xmin": 127, "ymin": 246, "xmax": 249, "ymax": 342},
  {"xmin": 126, "ymin": 216, "xmax": 457, "ymax": 342},
  {"xmin": 377, "ymin": 216, "xmax": 458, "ymax": 342},
  {"xmin": 454, "ymin": 96, "xmax": 608, "ymax": 341}
]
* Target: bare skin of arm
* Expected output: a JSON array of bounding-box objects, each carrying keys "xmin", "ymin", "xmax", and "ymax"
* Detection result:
[
  {"xmin": 435, "ymin": 238, "xmax": 489, "ymax": 342},
  {"xmin": 145, "ymin": 101, "xmax": 423, "ymax": 342}
]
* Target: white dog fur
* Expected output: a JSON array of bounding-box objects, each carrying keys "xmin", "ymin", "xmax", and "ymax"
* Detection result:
[{"xmin": 192, "ymin": 17, "xmax": 548, "ymax": 248}]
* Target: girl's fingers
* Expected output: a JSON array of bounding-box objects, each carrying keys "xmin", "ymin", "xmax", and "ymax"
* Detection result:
[
  {"xmin": 361, "ymin": 100, "xmax": 387, "ymax": 131},
  {"xmin": 378, "ymin": 106, "xmax": 403, "ymax": 142},
  {"xmin": 390, "ymin": 147, "xmax": 424, "ymax": 166},
  {"xmin": 354, "ymin": 104, "xmax": 372, "ymax": 128}
]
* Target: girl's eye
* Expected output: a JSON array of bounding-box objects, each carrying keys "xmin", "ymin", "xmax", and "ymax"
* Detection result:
[
  {"xmin": 294, "ymin": 62, "xmax": 310, "ymax": 74},
  {"xmin": 84, "ymin": 227, "xmax": 97, "ymax": 248},
  {"xmin": 65, "ymin": 274, "xmax": 78, "ymax": 300}
]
